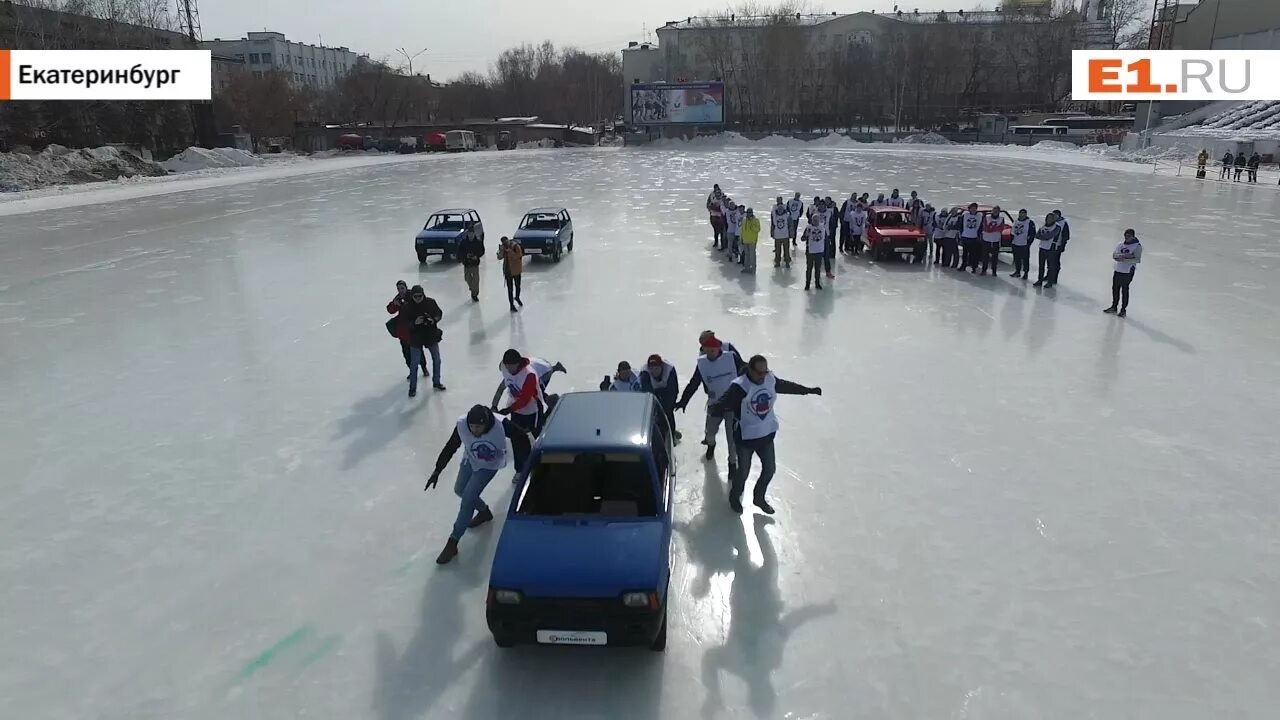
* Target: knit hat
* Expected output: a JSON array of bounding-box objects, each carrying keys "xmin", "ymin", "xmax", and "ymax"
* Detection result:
[
  {"xmin": 502, "ymin": 349, "xmax": 521, "ymax": 365},
  {"xmin": 647, "ymin": 353, "xmax": 663, "ymax": 366},
  {"xmin": 702, "ymin": 336, "xmax": 722, "ymax": 350}
]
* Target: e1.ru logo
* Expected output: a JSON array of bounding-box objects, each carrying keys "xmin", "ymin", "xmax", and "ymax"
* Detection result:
[{"xmin": 1071, "ymin": 50, "xmax": 1278, "ymax": 102}]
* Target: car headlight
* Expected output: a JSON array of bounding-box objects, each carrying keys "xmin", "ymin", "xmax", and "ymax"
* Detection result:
[
  {"xmin": 622, "ymin": 591, "xmax": 654, "ymax": 608},
  {"xmin": 493, "ymin": 589, "xmax": 522, "ymax": 605}
]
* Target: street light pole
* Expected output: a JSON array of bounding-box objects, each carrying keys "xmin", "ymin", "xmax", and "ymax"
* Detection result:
[{"xmin": 396, "ymin": 46, "xmax": 430, "ymax": 76}]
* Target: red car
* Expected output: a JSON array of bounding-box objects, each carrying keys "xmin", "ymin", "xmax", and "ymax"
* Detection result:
[
  {"xmin": 865, "ymin": 206, "xmax": 927, "ymax": 262},
  {"xmin": 949, "ymin": 205, "xmax": 1015, "ymax": 252}
]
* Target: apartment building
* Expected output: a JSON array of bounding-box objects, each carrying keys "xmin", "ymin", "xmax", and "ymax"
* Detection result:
[{"xmin": 203, "ymin": 31, "xmax": 359, "ymax": 88}]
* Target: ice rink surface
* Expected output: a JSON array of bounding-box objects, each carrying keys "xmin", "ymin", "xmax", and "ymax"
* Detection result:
[{"xmin": 2, "ymin": 146, "xmax": 1279, "ymax": 720}]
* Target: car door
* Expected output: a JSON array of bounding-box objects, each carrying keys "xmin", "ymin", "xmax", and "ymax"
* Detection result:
[
  {"xmin": 648, "ymin": 413, "xmax": 674, "ymax": 596},
  {"xmin": 471, "ymin": 211, "xmax": 485, "ymax": 241},
  {"xmin": 560, "ymin": 210, "xmax": 573, "ymax": 243}
]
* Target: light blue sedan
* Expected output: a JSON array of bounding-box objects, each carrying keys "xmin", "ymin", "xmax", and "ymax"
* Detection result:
[{"xmin": 512, "ymin": 208, "xmax": 574, "ymax": 263}]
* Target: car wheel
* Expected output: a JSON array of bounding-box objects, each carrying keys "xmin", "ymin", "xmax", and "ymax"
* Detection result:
[
  {"xmin": 552, "ymin": 242, "xmax": 562, "ymax": 263},
  {"xmin": 568, "ymin": 234, "xmax": 574, "ymax": 252},
  {"xmin": 649, "ymin": 608, "xmax": 667, "ymax": 651},
  {"xmin": 492, "ymin": 633, "xmax": 515, "ymax": 649},
  {"xmin": 416, "ymin": 250, "xmax": 427, "ymax": 264}
]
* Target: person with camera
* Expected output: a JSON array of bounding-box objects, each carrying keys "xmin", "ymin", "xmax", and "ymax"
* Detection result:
[
  {"xmin": 386, "ymin": 280, "xmax": 426, "ymax": 380},
  {"xmin": 400, "ymin": 284, "xmax": 445, "ymax": 397}
]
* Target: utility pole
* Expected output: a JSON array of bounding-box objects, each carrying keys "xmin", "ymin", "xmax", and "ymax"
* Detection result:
[{"xmin": 177, "ymin": 0, "xmax": 217, "ymax": 147}]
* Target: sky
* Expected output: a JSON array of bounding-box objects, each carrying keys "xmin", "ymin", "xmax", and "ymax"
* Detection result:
[{"xmin": 199, "ymin": 0, "xmax": 1006, "ymax": 82}]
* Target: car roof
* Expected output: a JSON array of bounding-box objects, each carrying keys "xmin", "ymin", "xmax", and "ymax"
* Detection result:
[
  {"xmin": 537, "ymin": 392, "xmax": 655, "ymax": 452},
  {"xmin": 432, "ymin": 208, "xmax": 477, "ymax": 215},
  {"xmin": 525, "ymin": 207, "xmax": 567, "ymax": 214}
]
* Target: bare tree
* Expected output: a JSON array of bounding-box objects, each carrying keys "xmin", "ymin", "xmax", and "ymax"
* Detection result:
[{"xmin": 1097, "ymin": 0, "xmax": 1148, "ymax": 49}]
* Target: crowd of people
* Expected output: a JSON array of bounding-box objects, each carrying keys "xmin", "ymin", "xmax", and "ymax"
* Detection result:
[
  {"xmin": 707, "ymin": 184, "xmax": 1143, "ymax": 314},
  {"xmin": 1198, "ymin": 149, "xmax": 1265, "ymax": 183}
]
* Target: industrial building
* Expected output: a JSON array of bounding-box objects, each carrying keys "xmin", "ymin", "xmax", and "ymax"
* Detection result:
[{"xmin": 202, "ymin": 31, "xmax": 359, "ymax": 89}]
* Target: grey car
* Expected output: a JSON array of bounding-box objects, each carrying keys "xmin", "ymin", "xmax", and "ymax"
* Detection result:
[{"xmin": 512, "ymin": 207, "xmax": 574, "ymax": 263}]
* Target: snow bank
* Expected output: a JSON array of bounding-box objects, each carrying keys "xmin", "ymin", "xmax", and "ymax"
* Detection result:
[
  {"xmin": 0, "ymin": 145, "xmax": 166, "ymax": 192},
  {"xmin": 894, "ymin": 132, "xmax": 955, "ymax": 145},
  {"xmin": 160, "ymin": 147, "xmax": 265, "ymax": 173}
]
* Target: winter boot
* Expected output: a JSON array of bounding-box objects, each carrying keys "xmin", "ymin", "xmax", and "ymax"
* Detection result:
[
  {"xmin": 728, "ymin": 494, "xmax": 743, "ymax": 514},
  {"xmin": 468, "ymin": 508, "xmax": 494, "ymax": 528},
  {"xmin": 1103, "ymin": 306, "xmax": 1117, "ymax": 314},
  {"xmin": 753, "ymin": 495, "xmax": 776, "ymax": 515},
  {"xmin": 435, "ymin": 537, "xmax": 459, "ymax": 565},
  {"xmin": 704, "ymin": 443, "xmax": 715, "ymax": 461}
]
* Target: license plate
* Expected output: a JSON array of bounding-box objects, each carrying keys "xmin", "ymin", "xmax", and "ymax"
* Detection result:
[
  {"xmin": 422, "ymin": 248, "xmax": 444, "ymax": 255},
  {"xmin": 895, "ymin": 247, "xmax": 914, "ymax": 253},
  {"xmin": 537, "ymin": 630, "xmax": 607, "ymax": 646},
  {"xmin": 523, "ymin": 248, "xmax": 542, "ymax": 254}
]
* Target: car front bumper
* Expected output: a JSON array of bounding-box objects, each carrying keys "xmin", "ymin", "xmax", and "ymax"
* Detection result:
[
  {"xmin": 487, "ymin": 597, "xmax": 664, "ymax": 647},
  {"xmin": 874, "ymin": 238, "xmax": 926, "ymax": 253},
  {"xmin": 514, "ymin": 238, "xmax": 557, "ymax": 255}
]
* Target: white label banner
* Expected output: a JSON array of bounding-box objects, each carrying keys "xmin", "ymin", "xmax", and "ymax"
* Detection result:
[
  {"xmin": 3, "ymin": 50, "xmax": 211, "ymax": 101},
  {"xmin": 1071, "ymin": 50, "xmax": 1280, "ymax": 101}
]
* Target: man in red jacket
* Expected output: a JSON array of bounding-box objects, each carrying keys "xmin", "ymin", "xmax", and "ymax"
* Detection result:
[
  {"xmin": 387, "ymin": 280, "xmax": 426, "ymax": 379},
  {"xmin": 497, "ymin": 348, "xmax": 545, "ymax": 436}
]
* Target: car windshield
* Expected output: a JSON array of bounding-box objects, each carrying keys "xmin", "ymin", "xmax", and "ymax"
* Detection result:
[
  {"xmin": 520, "ymin": 213, "xmax": 560, "ymax": 231},
  {"xmin": 875, "ymin": 211, "xmax": 912, "ymax": 227},
  {"xmin": 517, "ymin": 451, "xmax": 656, "ymax": 518},
  {"xmin": 424, "ymin": 214, "xmax": 468, "ymax": 231}
]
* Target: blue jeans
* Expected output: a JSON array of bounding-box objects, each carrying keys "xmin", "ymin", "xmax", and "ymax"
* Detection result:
[
  {"xmin": 731, "ymin": 435, "xmax": 777, "ymax": 500},
  {"xmin": 452, "ymin": 460, "xmax": 498, "ymax": 540},
  {"xmin": 408, "ymin": 342, "xmax": 442, "ymax": 392}
]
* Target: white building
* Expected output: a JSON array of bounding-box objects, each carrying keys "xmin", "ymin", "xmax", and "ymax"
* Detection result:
[{"xmin": 202, "ymin": 31, "xmax": 359, "ymax": 89}]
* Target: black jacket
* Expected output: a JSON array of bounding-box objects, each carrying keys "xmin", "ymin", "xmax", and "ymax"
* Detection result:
[
  {"xmin": 432, "ymin": 416, "xmax": 531, "ymax": 474},
  {"xmin": 402, "ymin": 296, "xmax": 443, "ymax": 345},
  {"xmin": 459, "ymin": 234, "xmax": 485, "ymax": 267}
]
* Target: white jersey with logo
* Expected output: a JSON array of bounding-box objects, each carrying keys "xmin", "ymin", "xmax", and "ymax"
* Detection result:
[
  {"xmin": 728, "ymin": 207, "xmax": 744, "ymax": 234},
  {"xmin": 1011, "ymin": 219, "xmax": 1034, "ymax": 246},
  {"xmin": 608, "ymin": 374, "xmax": 643, "ymax": 392},
  {"xmin": 960, "ymin": 211, "xmax": 982, "ymax": 239},
  {"xmin": 848, "ymin": 209, "xmax": 867, "ymax": 235},
  {"xmin": 501, "ymin": 363, "xmax": 545, "ymax": 416},
  {"xmin": 1113, "ymin": 240, "xmax": 1142, "ymax": 273},
  {"xmin": 695, "ymin": 352, "xmax": 739, "ymax": 409},
  {"xmin": 786, "ymin": 199, "xmax": 804, "ymax": 221},
  {"xmin": 818, "ymin": 207, "xmax": 834, "ymax": 232},
  {"xmin": 805, "ymin": 225, "xmax": 826, "ymax": 255},
  {"xmin": 770, "ymin": 208, "xmax": 790, "ymax": 239},
  {"xmin": 932, "ymin": 216, "xmax": 950, "ymax": 240},
  {"xmin": 921, "ymin": 210, "xmax": 937, "ymax": 235},
  {"xmin": 982, "ymin": 214, "xmax": 1003, "ymax": 243},
  {"xmin": 456, "ymin": 412, "xmax": 509, "ymax": 471},
  {"xmin": 733, "ymin": 372, "xmax": 780, "ymax": 441},
  {"xmin": 529, "ymin": 357, "xmax": 554, "ymax": 379},
  {"xmin": 886, "ymin": 196, "xmax": 906, "ymax": 208}
]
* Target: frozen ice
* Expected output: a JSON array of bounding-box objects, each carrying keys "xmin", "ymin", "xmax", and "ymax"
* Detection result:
[{"xmin": 1, "ymin": 145, "xmax": 1279, "ymax": 720}]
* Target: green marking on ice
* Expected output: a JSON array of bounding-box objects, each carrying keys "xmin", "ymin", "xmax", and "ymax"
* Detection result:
[
  {"xmin": 236, "ymin": 625, "xmax": 315, "ymax": 681},
  {"xmin": 299, "ymin": 635, "xmax": 341, "ymax": 669}
]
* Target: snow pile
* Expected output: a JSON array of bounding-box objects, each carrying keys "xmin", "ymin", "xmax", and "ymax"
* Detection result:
[
  {"xmin": 894, "ymin": 132, "xmax": 955, "ymax": 145},
  {"xmin": 517, "ymin": 138, "xmax": 559, "ymax": 149},
  {"xmin": 0, "ymin": 145, "xmax": 166, "ymax": 192},
  {"xmin": 160, "ymin": 147, "xmax": 265, "ymax": 173}
]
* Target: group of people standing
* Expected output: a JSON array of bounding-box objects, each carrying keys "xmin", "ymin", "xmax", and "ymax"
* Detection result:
[
  {"xmin": 1199, "ymin": 149, "xmax": 1264, "ymax": 183},
  {"xmin": 707, "ymin": 184, "xmax": 1145, "ymax": 313},
  {"xmin": 601, "ymin": 331, "xmax": 823, "ymax": 515}
]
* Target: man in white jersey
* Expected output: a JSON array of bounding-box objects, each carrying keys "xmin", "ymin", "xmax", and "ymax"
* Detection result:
[
  {"xmin": 1104, "ymin": 228, "xmax": 1142, "ymax": 317},
  {"xmin": 425, "ymin": 404, "xmax": 532, "ymax": 564},
  {"xmin": 726, "ymin": 200, "xmax": 745, "ymax": 263},
  {"xmin": 676, "ymin": 335, "xmax": 747, "ymax": 475},
  {"xmin": 847, "ymin": 201, "xmax": 868, "ymax": 256},
  {"xmin": 1009, "ymin": 209, "xmax": 1036, "ymax": 279},
  {"xmin": 920, "ymin": 203, "xmax": 937, "ymax": 263},
  {"xmin": 771, "ymin": 197, "xmax": 792, "ymax": 268},
  {"xmin": 978, "ymin": 205, "xmax": 1004, "ymax": 276},
  {"xmin": 711, "ymin": 354, "xmax": 822, "ymax": 514},
  {"xmin": 1033, "ymin": 213, "xmax": 1063, "ymax": 288},
  {"xmin": 803, "ymin": 217, "xmax": 826, "ymax": 291},
  {"xmin": 496, "ymin": 348, "xmax": 548, "ymax": 437},
  {"xmin": 886, "ymin": 189, "xmax": 906, "ymax": 208},
  {"xmin": 490, "ymin": 355, "xmax": 565, "ymax": 415},
  {"xmin": 600, "ymin": 360, "xmax": 644, "ymax": 391},
  {"xmin": 932, "ymin": 208, "xmax": 950, "ymax": 265},
  {"xmin": 959, "ymin": 202, "xmax": 983, "ymax": 272},
  {"xmin": 707, "ymin": 185, "xmax": 726, "ymax": 249},
  {"xmin": 786, "ymin": 193, "xmax": 804, "ymax": 245}
]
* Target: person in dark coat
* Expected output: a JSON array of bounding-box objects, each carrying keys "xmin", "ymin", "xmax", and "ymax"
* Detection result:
[
  {"xmin": 1220, "ymin": 152, "xmax": 1234, "ymax": 180},
  {"xmin": 400, "ymin": 284, "xmax": 445, "ymax": 397},
  {"xmin": 640, "ymin": 354, "xmax": 682, "ymax": 442},
  {"xmin": 387, "ymin": 279, "xmax": 426, "ymax": 379},
  {"xmin": 459, "ymin": 229, "xmax": 485, "ymax": 301},
  {"xmin": 1233, "ymin": 152, "xmax": 1246, "ymax": 182},
  {"xmin": 1247, "ymin": 152, "xmax": 1261, "ymax": 183}
]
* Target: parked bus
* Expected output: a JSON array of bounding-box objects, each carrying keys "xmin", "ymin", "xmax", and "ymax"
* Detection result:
[
  {"xmin": 445, "ymin": 130, "xmax": 478, "ymax": 152},
  {"xmin": 1010, "ymin": 125, "xmax": 1069, "ymax": 138},
  {"xmin": 1039, "ymin": 116, "xmax": 1134, "ymax": 136}
]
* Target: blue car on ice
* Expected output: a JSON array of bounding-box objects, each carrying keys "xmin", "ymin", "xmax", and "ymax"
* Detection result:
[{"xmin": 485, "ymin": 391, "xmax": 676, "ymax": 650}]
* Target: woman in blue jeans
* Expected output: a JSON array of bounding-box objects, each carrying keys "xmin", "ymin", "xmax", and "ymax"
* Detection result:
[{"xmin": 425, "ymin": 405, "xmax": 531, "ymax": 564}]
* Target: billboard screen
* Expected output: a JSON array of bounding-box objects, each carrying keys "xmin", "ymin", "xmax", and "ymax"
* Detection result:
[{"xmin": 630, "ymin": 82, "xmax": 725, "ymax": 125}]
